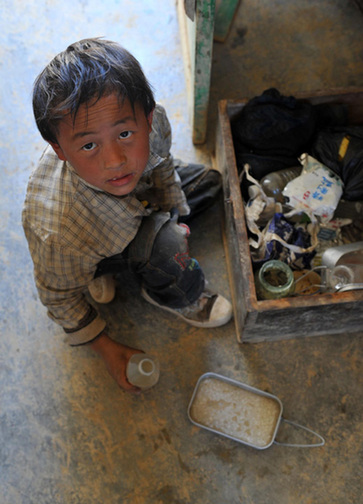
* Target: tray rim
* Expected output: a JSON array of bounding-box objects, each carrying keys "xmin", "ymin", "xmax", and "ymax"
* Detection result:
[{"xmin": 188, "ymin": 372, "xmax": 283, "ymax": 450}]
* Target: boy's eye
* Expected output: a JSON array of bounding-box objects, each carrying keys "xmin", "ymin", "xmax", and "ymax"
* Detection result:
[
  {"xmin": 82, "ymin": 142, "xmax": 96, "ymax": 151},
  {"xmin": 119, "ymin": 131, "xmax": 132, "ymax": 139}
]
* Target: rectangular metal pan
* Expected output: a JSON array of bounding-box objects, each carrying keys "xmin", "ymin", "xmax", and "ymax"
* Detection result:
[
  {"xmin": 188, "ymin": 372, "xmax": 325, "ymax": 450},
  {"xmin": 188, "ymin": 372, "xmax": 283, "ymax": 450}
]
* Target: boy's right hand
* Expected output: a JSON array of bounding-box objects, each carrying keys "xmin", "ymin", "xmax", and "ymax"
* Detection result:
[{"xmin": 89, "ymin": 332, "xmax": 143, "ymax": 393}]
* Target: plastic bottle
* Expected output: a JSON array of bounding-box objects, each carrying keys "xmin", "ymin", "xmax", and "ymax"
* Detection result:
[
  {"xmin": 260, "ymin": 166, "xmax": 302, "ymax": 203},
  {"xmin": 126, "ymin": 353, "xmax": 160, "ymax": 389}
]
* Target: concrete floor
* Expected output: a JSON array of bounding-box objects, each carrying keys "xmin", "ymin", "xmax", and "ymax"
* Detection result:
[{"xmin": 1, "ymin": 1, "xmax": 363, "ymax": 503}]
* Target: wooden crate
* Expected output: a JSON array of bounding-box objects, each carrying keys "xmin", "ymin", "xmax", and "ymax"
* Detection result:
[{"xmin": 216, "ymin": 90, "xmax": 363, "ymax": 342}]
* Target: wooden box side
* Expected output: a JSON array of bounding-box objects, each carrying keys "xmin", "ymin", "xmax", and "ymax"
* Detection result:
[
  {"xmin": 216, "ymin": 99, "xmax": 256, "ymax": 342},
  {"xmin": 242, "ymin": 297, "xmax": 363, "ymax": 342}
]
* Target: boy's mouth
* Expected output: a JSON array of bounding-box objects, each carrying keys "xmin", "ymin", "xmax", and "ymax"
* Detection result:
[{"xmin": 107, "ymin": 173, "xmax": 134, "ymax": 187}]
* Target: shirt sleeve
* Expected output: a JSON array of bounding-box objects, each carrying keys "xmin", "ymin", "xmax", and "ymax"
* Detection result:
[
  {"xmin": 149, "ymin": 105, "xmax": 190, "ymax": 216},
  {"xmin": 23, "ymin": 222, "xmax": 106, "ymax": 345}
]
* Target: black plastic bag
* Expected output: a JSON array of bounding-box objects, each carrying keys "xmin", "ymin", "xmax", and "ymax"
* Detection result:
[
  {"xmin": 310, "ymin": 126, "xmax": 363, "ymax": 201},
  {"xmin": 231, "ymin": 88, "xmax": 316, "ymax": 181}
]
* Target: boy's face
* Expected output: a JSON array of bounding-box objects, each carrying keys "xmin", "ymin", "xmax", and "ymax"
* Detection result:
[{"xmin": 50, "ymin": 94, "xmax": 153, "ymax": 196}]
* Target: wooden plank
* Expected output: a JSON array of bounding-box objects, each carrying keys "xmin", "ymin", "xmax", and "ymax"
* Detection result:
[
  {"xmin": 178, "ymin": 0, "xmax": 216, "ymax": 144},
  {"xmin": 242, "ymin": 299, "xmax": 363, "ymax": 342},
  {"xmin": 214, "ymin": 0, "xmax": 240, "ymax": 42},
  {"xmin": 177, "ymin": 0, "xmax": 194, "ymax": 126},
  {"xmin": 193, "ymin": 0, "xmax": 216, "ymax": 144},
  {"xmin": 216, "ymin": 100, "xmax": 255, "ymax": 341}
]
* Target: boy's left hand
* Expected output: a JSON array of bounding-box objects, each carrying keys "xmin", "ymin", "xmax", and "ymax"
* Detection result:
[{"xmin": 89, "ymin": 332, "xmax": 143, "ymax": 393}]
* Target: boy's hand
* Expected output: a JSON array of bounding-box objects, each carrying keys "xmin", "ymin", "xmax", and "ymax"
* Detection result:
[{"xmin": 89, "ymin": 332, "xmax": 143, "ymax": 393}]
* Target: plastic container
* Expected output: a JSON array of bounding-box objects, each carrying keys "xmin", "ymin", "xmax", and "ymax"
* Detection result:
[
  {"xmin": 326, "ymin": 264, "xmax": 363, "ymax": 291},
  {"xmin": 126, "ymin": 353, "xmax": 160, "ymax": 389},
  {"xmin": 260, "ymin": 166, "xmax": 302, "ymax": 203},
  {"xmin": 321, "ymin": 242, "xmax": 363, "ymax": 291},
  {"xmin": 255, "ymin": 260, "xmax": 295, "ymax": 300}
]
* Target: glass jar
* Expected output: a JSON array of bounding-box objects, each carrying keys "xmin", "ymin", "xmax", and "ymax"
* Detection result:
[{"xmin": 255, "ymin": 260, "xmax": 295, "ymax": 300}]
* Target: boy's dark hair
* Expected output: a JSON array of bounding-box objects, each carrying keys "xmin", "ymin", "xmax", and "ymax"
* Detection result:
[{"xmin": 33, "ymin": 38, "xmax": 156, "ymax": 143}]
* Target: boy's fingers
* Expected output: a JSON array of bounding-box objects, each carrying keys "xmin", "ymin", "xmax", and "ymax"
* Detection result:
[
  {"xmin": 121, "ymin": 373, "xmax": 141, "ymax": 394},
  {"xmin": 123, "ymin": 382, "xmax": 141, "ymax": 394}
]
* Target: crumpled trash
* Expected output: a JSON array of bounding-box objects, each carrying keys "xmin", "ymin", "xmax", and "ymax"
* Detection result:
[
  {"xmin": 243, "ymin": 165, "xmax": 282, "ymax": 236},
  {"xmin": 283, "ymin": 153, "xmax": 344, "ymax": 223},
  {"xmin": 250, "ymin": 212, "xmax": 317, "ymax": 269},
  {"xmin": 243, "ymin": 165, "xmax": 318, "ymax": 269}
]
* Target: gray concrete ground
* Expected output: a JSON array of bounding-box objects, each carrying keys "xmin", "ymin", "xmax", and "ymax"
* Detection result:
[{"xmin": 1, "ymin": 1, "xmax": 363, "ymax": 503}]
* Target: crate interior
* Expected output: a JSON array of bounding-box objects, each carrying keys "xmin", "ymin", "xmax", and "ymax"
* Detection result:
[{"xmin": 221, "ymin": 90, "xmax": 363, "ymax": 315}]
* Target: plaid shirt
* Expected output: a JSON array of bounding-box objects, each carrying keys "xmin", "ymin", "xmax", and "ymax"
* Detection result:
[{"xmin": 22, "ymin": 104, "xmax": 189, "ymax": 345}]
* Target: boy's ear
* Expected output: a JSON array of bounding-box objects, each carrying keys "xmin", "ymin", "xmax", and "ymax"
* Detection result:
[{"xmin": 49, "ymin": 141, "xmax": 67, "ymax": 161}]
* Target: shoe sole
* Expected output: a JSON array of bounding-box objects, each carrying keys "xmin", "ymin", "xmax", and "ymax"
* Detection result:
[
  {"xmin": 88, "ymin": 275, "xmax": 116, "ymax": 304},
  {"xmin": 141, "ymin": 288, "xmax": 232, "ymax": 328}
]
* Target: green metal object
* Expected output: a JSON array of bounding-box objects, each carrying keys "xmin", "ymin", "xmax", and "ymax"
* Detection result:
[
  {"xmin": 192, "ymin": 0, "xmax": 216, "ymax": 144},
  {"xmin": 214, "ymin": 0, "xmax": 240, "ymax": 42}
]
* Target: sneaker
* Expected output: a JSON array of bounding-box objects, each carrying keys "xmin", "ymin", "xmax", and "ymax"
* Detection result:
[
  {"xmin": 141, "ymin": 288, "xmax": 233, "ymax": 328},
  {"xmin": 88, "ymin": 275, "xmax": 116, "ymax": 304}
]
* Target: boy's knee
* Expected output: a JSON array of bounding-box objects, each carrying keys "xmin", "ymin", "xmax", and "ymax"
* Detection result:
[{"xmin": 153, "ymin": 219, "xmax": 190, "ymax": 258}]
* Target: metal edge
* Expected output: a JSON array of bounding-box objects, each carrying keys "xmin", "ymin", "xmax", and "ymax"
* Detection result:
[{"xmin": 187, "ymin": 372, "xmax": 283, "ymax": 450}]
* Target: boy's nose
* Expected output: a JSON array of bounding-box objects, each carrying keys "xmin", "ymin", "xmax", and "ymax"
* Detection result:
[{"xmin": 104, "ymin": 143, "xmax": 126, "ymax": 170}]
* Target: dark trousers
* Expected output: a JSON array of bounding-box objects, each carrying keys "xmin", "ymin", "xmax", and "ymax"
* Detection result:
[{"xmin": 94, "ymin": 212, "xmax": 205, "ymax": 309}]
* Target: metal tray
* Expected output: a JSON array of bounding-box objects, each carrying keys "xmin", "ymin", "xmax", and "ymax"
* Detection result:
[
  {"xmin": 188, "ymin": 373, "xmax": 325, "ymax": 450},
  {"xmin": 321, "ymin": 241, "xmax": 363, "ymax": 269}
]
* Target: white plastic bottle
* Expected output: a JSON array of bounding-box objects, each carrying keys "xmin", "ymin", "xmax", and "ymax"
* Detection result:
[
  {"xmin": 126, "ymin": 353, "xmax": 160, "ymax": 389},
  {"xmin": 260, "ymin": 166, "xmax": 302, "ymax": 203}
]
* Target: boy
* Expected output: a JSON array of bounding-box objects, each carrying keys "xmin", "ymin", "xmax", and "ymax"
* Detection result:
[{"xmin": 22, "ymin": 38, "xmax": 232, "ymax": 392}]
